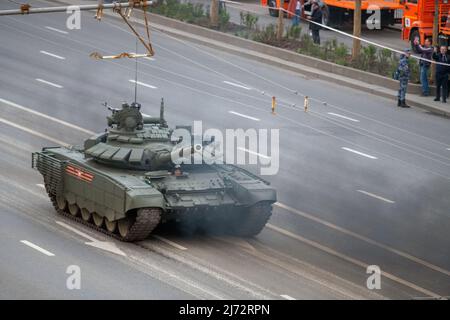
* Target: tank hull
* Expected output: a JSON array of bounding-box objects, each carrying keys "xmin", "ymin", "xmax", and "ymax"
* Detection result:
[{"xmin": 33, "ymin": 146, "xmax": 276, "ymax": 241}]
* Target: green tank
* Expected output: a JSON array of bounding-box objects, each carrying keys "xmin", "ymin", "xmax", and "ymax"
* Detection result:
[{"xmin": 32, "ymin": 99, "xmax": 276, "ymax": 241}]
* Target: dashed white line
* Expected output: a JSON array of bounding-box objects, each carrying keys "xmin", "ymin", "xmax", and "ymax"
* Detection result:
[
  {"xmin": 36, "ymin": 184, "xmax": 45, "ymax": 189},
  {"xmin": 341, "ymin": 147, "xmax": 377, "ymax": 159},
  {"xmin": 447, "ymin": 148, "xmax": 450, "ymax": 151},
  {"xmin": 229, "ymin": 111, "xmax": 260, "ymax": 121},
  {"xmin": 129, "ymin": 79, "xmax": 157, "ymax": 89},
  {"xmin": 20, "ymin": 240, "xmax": 55, "ymax": 257},
  {"xmin": 223, "ymin": 81, "xmax": 251, "ymax": 90},
  {"xmin": 327, "ymin": 112, "xmax": 360, "ymax": 122},
  {"xmin": 280, "ymin": 294, "xmax": 296, "ymax": 300},
  {"xmin": 0, "ymin": 117, "xmax": 69, "ymax": 146},
  {"xmin": 40, "ymin": 50, "xmax": 65, "ymax": 60},
  {"xmin": 356, "ymin": 190, "xmax": 395, "ymax": 204},
  {"xmin": 0, "ymin": 98, "xmax": 94, "ymax": 135},
  {"xmin": 238, "ymin": 147, "xmax": 271, "ymax": 159},
  {"xmin": 36, "ymin": 78, "xmax": 63, "ymax": 89},
  {"xmin": 153, "ymin": 235, "xmax": 187, "ymax": 251},
  {"xmin": 45, "ymin": 26, "xmax": 68, "ymax": 34}
]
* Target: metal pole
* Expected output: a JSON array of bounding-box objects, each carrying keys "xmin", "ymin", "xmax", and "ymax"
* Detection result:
[{"xmin": 0, "ymin": 2, "xmax": 152, "ymax": 16}]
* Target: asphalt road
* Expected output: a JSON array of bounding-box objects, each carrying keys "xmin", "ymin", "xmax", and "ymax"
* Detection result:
[{"xmin": 0, "ymin": 0, "xmax": 449, "ymax": 299}]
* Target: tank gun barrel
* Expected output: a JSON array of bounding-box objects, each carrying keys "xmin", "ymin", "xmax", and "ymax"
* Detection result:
[{"xmin": 154, "ymin": 144, "xmax": 203, "ymax": 168}]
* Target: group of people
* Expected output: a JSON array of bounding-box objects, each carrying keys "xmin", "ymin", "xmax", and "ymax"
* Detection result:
[
  {"xmin": 291, "ymin": 0, "xmax": 323, "ymax": 45},
  {"xmin": 397, "ymin": 39, "xmax": 450, "ymax": 108}
]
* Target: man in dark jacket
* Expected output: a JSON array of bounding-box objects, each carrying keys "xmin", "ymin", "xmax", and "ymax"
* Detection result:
[
  {"xmin": 432, "ymin": 45, "xmax": 450, "ymax": 103},
  {"xmin": 413, "ymin": 38, "xmax": 433, "ymax": 96},
  {"xmin": 308, "ymin": 1, "xmax": 322, "ymax": 45}
]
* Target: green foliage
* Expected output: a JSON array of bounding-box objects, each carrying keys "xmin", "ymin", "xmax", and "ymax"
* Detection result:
[
  {"xmin": 218, "ymin": 8, "xmax": 230, "ymax": 31},
  {"xmin": 285, "ymin": 25, "xmax": 301, "ymax": 40},
  {"xmin": 151, "ymin": 0, "xmax": 206, "ymax": 24},
  {"xmin": 240, "ymin": 11, "xmax": 259, "ymax": 30},
  {"xmin": 252, "ymin": 24, "xmax": 277, "ymax": 44}
]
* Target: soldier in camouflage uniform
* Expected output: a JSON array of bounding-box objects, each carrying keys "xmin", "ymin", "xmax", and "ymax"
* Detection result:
[{"xmin": 397, "ymin": 48, "xmax": 411, "ymax": 108}]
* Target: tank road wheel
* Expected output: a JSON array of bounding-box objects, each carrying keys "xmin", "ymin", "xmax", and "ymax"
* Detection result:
[
  {"xmin": 105, "ymin": 219, "xmax": 117, "ymax": 233},
  {"xmin": 81, "ymin": 208, "xmax": 92, "ymax": 222},
  {"xmin": 68, "ymin": 203, "xmax": 80, "ymax": 217},
  {"xmin": 231, "ymin": 202, "xmax": 273, "ymax": 237},
  {"xmin": 92, "ymin": 213, "xmax": 104, "ymax": 227},
  {"xmin": 117, "ymin": 208, "xmax": 161, "ymax": 242},
  {"xmin": 56, "ymin": 195, "xmax": 68, "ymax": 211}
]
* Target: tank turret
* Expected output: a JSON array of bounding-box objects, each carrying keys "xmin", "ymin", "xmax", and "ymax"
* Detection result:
[{"xmin": 83, "ymin": 99, "xmax": 195, "ymax": 170}]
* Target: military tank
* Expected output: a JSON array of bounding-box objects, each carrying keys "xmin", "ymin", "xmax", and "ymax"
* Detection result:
[{"xmin": 32, "ymin": 99, "xmax": 276, "ymax": 241}]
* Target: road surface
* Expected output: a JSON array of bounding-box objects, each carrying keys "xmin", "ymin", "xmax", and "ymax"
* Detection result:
[{"xmin": 0, "ymin": 0, "xmax": 449, "ymax": 299}]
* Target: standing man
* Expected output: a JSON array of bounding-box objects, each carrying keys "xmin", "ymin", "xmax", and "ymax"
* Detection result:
[
  {"xmin": 432, "ymin": 45, "xmax": 450, "ymax": 103},
  {"xmin": 292, "ymin": 0, "xmax": 302, "ymax": 26},
  {"xmin": 308, "ymin": 0, "xmax": 322, "ymax": 44},
  {"xmin": 413, "ymin": 38, "xmax": 433, "ymax": 96},
  {"xmin": 397, "ymin": 48, "xmax": 411, "ymax": 108}
]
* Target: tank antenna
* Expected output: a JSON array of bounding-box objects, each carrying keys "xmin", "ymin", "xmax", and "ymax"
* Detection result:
[{"xmin": 134, "ymin": 39, "xmax": 138, "ymax": 103}]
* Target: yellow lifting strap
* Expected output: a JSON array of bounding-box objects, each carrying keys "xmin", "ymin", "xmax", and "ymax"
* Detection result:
[{"xmin": 91, "ymin": 0, "xmax": 154, "ymax": 60}]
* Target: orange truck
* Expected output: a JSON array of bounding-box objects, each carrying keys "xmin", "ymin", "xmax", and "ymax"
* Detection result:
[
  {"xmin": 402, "ymin": 0, "xmax": 450, "ymax": 48},
  {"xmin": 261, "ymin": 0, "xmax": 403, "ymax": 28}
]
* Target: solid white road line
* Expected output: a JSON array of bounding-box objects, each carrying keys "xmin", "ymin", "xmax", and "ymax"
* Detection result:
[
  {"xmin": 129, "ymin": 79, "xmax": 157, "ymax": 89},
  {"xmin": 223, "ymin": 81, "xmax": 251, "ymax": 90},
  {"xmin": 229, "ymin": 111, "xmax": 260, "ymax": 121},
  {"xmin": 45, "ymin": 26, "xmax": 68, "ymax": 34},
  {"xmin": 0, "ymin": 98, "xmax": 94, "ymax": 135},
  {"xmin": 275, "ymin": 202, "xmax": 450, "ymax": 277},
  {"xmin": 40, "ymin": 50, "xmax": 65, "ymax": 60},
  {"xmin": 327, "ymin": 112, "xmax": 360, "ymax": 122},
  {"xmin": 153, "ymin": 235, "xmax": 187, "ymax": 251},
  {"xmin": 341, "ymin": 147, "xmax": 378, "ymax": 159},
  {"xmin": 35, "ymin": 78, "xmax": 63, "ymax": 89},
  {"xmin": 356, "ymin": 190, "xmax": 395, "ymax": 204},
  {"xmin": 266, "ymin": 223, "xmax": 442, "ymax": 299},
  {"xmin": 20, "ymin": 240, "xmax": 55, "ymax": 257},
  {"xmin": 238, "ymin": 147, "xmax": 271, "ymax": 160},
  {"xmin": 0, "ymin": 117, "xmax": 69, "ymax": 146},
  {"xmin": 280, "ymin": 294, "xmax": 296, "ymax": 300}
]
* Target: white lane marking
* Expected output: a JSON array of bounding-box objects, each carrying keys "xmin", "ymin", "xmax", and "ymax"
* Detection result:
[
  {"xmin": 0, "ymin": 98, "xmax": 94, "ymax": 135},
  {"xmin": 275, "ymin": 202, "xmax": 450, "ymax": 277},
  {"xmin": 129, "ymin": 79, "xmax": 157, "ymax": 89},
  {"xmin": 36, "ymin": 78, "xmax": 63, "ymax": 89},
  {"xmin": 342, "ymin": 147, "xmax": 377, "ymax": 159},
  {"xmin": 327, "ymin": 112, "xmax": 360, "ymax": 122},
  {"xmin": 238, "ymin": 147, "xmax": 271, "ymax": 160},
  {"xmin": 20, "ymin": 240, "xmax": 55, "ymax": 257},
  {"xmin": 56, "ymin": 221, "xmax": 126, "ymax": 256},
  {"xmin": 0, "ymin": 117, "xmax": 69, "ymax": 146},
  {"xmin": 40, "ymin": 50, "xmax": 65, "ymax": 60},
  {"xmin": 153, "ymin": 235, "xmax": 187, "ymax": 251},
  {"xmin": 447, "ymin": 148, "xmax": 450, "ymax": 151},
  {"xmin": 223, "ymin": 81, "xmax": 251, "ymax": 90},
  {"xmin": 229, "ymin": 111, "xmax": 260, "ymax": 121},
  {"xmin": 36, "ymin": 184, "xmax": 45, "ymax": 189},
  {"xmin": 266, "ymin": 223, "xmax": 442, "ymax": 299},
  {"xmin": 45, "ymin": 26, "xmax": 68, "ymax": 34},
  {"xmin": 357, "ymin": 190, "xmax": 395, "ymax": 204},
  {"xmin": 280, "ymin": 294, "xmax": 296, "ymax": 300}
]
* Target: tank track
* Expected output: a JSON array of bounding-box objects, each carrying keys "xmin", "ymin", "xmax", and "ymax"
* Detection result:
[
  {"xmin": 45, "ymin": 184, "xmax": 160, "ymax": 242},
  {"xmin": 230, "ymin": 202, "xmax": 273, "ymax": 237}
]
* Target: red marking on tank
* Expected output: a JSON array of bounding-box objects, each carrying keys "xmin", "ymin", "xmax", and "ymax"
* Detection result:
[{"xmin": 65, "ymin": 165, "xmax": 94, "ymax": 182}]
